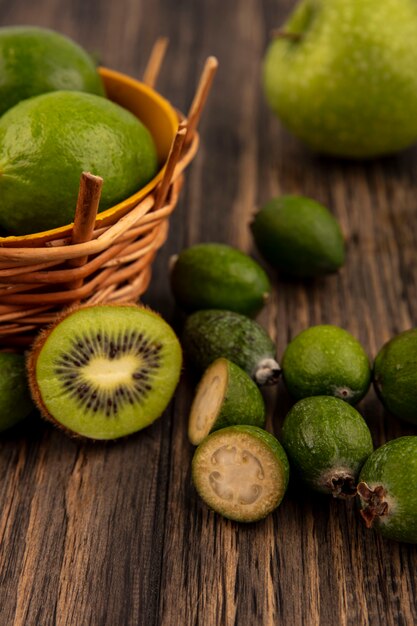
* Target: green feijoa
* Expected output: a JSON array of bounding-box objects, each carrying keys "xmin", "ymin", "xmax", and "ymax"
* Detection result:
[
  {"xmin": 250, "ymin": 195, "xmax": 345, "ymax": 277},
  {"xmin": 373, "ymin": 328, "xmax": 417, "ymax": 425},
  {"xmin": 0, "ymin": 352, "xmax": 34, "ymax": 432},
  {"xmin": 182, "ymin": 309, "xmax": 281, "ymax": 386},
  {"xmin": 188, "ymin": 358, "xmax": 266, "ymax": 445},
  {"xmin": 282, "ymin": 325, "xmax": 371, "ymax": 404},
  {"xmin": 192, "ymin": 425, "xmax": 289, "ymax": 522},
  {"xmin": 170, "ymin": 243, "xmax": 270, "ymax": 316},
  {"xmin": 281, "ymin": 396, "xmax": 373, "ymax": 498},
  {"xmin": 357, "ymin": 437, "xmax": 417, "ymax": 544}
]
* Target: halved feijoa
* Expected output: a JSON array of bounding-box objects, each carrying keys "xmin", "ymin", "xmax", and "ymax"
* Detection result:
[
  {"xmin": 188, "ymin": 358, "xmax": 266, "ymax": 445},
  {"xmin": 28, "ymin": 304, "xmax": 182, "ymax": 440},
  {"xmin": 182, "ymin": 309, "xmax": 281, "ymax": 386},
  {"xmin": 192, "ymin": 425, "xmax": 289, "ymax": 522},
  {"xmin": 281, "ymin": 396, "xmax": 373, "ymax": 497},
  {"xmin": 282, "ymin": 325, "xmax": 371, "ymax": 404},
  {"xmin": 170, "ymin": 243, "xmax": 271, "ymax": 316},
  {"xmin": 250, "ymin": 195, "xmax": 345, "ymax": 277},
  {"xmin": 357, "ymin": 436, "xmax": 417, "ymax": 543},
  {"xmin": 373, "ymin": 328, "xmax": 417, "ymax": 424}
]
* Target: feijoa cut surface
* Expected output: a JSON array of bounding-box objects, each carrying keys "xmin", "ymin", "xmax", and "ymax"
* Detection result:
[
  {"xmin": 170, "ymin": 243, "xmax": 270, "ymax": 316},
  {"xmin": 251, "ymin": 195, "xmax": 345, "ymax": 277},
  {"xmin": 357, "ymin": 437, "xmax": 417, "ymax": 543},
  {"xmin": 28, "ymin": 304, "xmax": 182, "ymax": 440},
  {"xmin": 281, "ymin": 396, "xmax": 373, "ymax": 497},
  {"xmin": 373, "ymin": 328, "xmax": 417, "ymax": 424},
  {"xmin": 182, "ymin": 309, "xmax": 281, "ymax": 386},
  {"xmin": 188, "ymin": 358, "xmax": 266, "ymax": 445},
  {"xmin": 282, "ymin": 325, "xmax": 371, "ymax": 404},
  {"xmin": 192, "ymin": 425, "xmax": 289, "ymax": 522},
  {"xmin": 0, "ymin": 352, "xmax": 34, "ymax": 432}
]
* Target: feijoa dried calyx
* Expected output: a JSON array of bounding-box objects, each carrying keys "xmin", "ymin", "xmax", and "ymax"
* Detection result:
[
  {"xmin": 182, "ymin": 309, "xmax": 281, "ymax": 386},
  {"xmin": 357, "ymin": 437, "xmax": 417, "ymax": 543},
  {"xmin": 281, "ymin": 396, "xmax": 373, "ymax": 498},
  {"xmin": 188, "ymin": 358, "xmax": 266, "ymax": 445},
  {"xmin": 170, "ymin": 243, "xmax": 271, "ymax": 316},
  {"xmin": 192, "ymin": 425, "xmax": 289, "ymax": 522},
  {"xmin": 373, "ymin": 328, "xmax": 417, "ymax": 424},
  {"xmin": 28, "ymin": 304, "xmax": 182, "ymax": 440},
  {"xmin": 0, "ymin": 352, "xmax": 34, "ymax": 432}
]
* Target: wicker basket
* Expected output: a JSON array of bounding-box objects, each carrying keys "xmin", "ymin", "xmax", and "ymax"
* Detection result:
[{"xmin": 0, "ymin": 40, "xmax": 217, "ymax": 347}]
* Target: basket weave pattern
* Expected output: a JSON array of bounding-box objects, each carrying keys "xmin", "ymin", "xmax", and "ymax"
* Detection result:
[{"xmin": 0, "ymin": 45, "xmax": 217, "ymax": 346}]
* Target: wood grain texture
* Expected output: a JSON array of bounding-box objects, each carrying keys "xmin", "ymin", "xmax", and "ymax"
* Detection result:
[{"xmin": 1, "ymin": 0, "xmax": 417, "ymax": 625}]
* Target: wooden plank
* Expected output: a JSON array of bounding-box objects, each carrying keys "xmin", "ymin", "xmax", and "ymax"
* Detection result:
[{"xmin": 0, "ymin": 0, "xmax": 417, "ymax": 624}]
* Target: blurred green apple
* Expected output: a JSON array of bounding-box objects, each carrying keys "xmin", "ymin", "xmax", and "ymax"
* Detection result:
[{"xmin": 263, "ymin": 0, "xmax": 417, "ymax": 158}]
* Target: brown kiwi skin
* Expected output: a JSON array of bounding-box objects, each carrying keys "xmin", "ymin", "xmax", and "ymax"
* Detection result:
[{"xmin": 27, "ymin": 302, "xmax": 176, "ymax": 441}]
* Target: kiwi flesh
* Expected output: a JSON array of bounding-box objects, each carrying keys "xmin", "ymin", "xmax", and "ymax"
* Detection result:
[{"xmin": 28, "ymin": 304, "xmax": 182, "ymax": 440}]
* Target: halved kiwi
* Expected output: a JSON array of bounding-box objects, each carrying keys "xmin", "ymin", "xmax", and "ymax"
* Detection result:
[
  {"xmin": 188, "ymin": 358, "xmax": 266, "ymax": 445},
  {"xmin": 28, "ymin": 304, "xmax": 182, "ymax": 440}
]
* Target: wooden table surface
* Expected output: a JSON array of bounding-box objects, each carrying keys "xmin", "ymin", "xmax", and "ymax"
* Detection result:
[{"xmin": 1, "ymin": 0, "xmax": 417, "ymax": 624}]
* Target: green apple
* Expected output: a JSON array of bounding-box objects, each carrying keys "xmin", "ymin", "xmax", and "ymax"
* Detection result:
[{"xmin": 263, "ymin": 0, "xmax": 417, "ymax": 158}]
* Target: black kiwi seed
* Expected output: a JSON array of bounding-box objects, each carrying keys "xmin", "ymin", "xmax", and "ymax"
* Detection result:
[
  {"xmin": 53, "ymin": 329, "xmax": 164, "ymax": 417},
  {"xmin": 29, "ymin": 304, "xmax": 184, "ymax": 440}
]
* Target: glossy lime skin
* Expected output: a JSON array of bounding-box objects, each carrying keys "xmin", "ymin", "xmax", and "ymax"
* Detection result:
[
  {"xmin": 182, "ymin": 310, "xmax": 277, "ymax": 379},
  {"xmin": 263, "ymin": 0, "xmax": 417, "ymax": 158},
  {"xmin": 171, "ymin": 243, "xmax": 270, "ymax": 316},
  {"xmin": 281, "ymin": 396, "xmax": 373, "ymax": 494},
  {"xmin": 251, "ymin": 195, "xmax": 345, "ymax": 277},
  {"xmin": 282, "ymin": 325, "xmax": 371, "ymax": 404},
  {"xmin": 0, "ymin": 26, "xmax": 104, "ymax": 116},
  {"xmin": 0, "ymin": 91, "xmax": 158, "ymax": 235},
  {"xmin": 358, "ymin": 437, "xmax": 417, "ymax": 543},
  {"xmin": 0, "ymin": 352, "xmax": 34, "ymax": 432},
  {"xmin": 373, "ymin": 328, "xmax": 417, "ymax": 424}
]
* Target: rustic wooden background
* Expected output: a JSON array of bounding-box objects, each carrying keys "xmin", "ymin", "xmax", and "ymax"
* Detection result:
[{"xmin": 1, "ymin": 0, "xmax": 417, "ymax": 624}]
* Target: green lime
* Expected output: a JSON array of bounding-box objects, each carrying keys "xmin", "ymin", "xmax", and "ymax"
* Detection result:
[
  {"xmin": 0, "ymin": 352, "xmax": 34, "ymax": 432},
  {"xmin": 282, "ymin": 325, "xmax": 371, "ymax": 404},
  {"xmin": 192, "ymin": 425, "xmax": 289, "ymax": 522},
  {"xmin": 188, "ymin": 358, "xmax": 266, "ymax": 445},
  {"xmin": 357, "ymin": 437, "xmax": 417, "ymax": 543},
  {"xmin": 250, "ymin": 195, "xmax": 345, "ymax": 277},
  {"xmin": 373, "ymin": 328, "xmax": 417, "ymax": 424},
  {"xmin": 0, "ymin": 91, "xmax": 158, "ymax": 235},
  {"xmin": 0, "ymin": 26, "xmax": 104, "ymax": 116},
  {"xmin": 282, "ymin": 396, "xmax": 373, "ymax": 497},
  {"xmin": 170, "ymin": 243, "xmax": 271, "ymax": 317}
]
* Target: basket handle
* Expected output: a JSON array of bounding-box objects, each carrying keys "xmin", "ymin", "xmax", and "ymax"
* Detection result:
[
  {"xmin": 142, "ymin": 37, "xmax": 169, "ymax": 88},
  {"xmin": 184, "ymin": 56, "xmax": 218, "ymax": 147},
  {"xmin": 67, "ymin": 172, "xmax": 103, "ymax": 291},
  {"xmin": 153, "ymin": 121, "xmax": 187, "ymax": 213}
]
